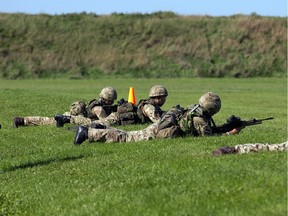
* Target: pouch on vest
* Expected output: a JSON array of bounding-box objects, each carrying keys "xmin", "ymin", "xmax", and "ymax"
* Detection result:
[
  {"xmin": 117, "ymin": 101, "xmax": 139, "ymax": 125},
  {"xmin": 156, "ymin": 125, "xmax": 183, "ymax": 139},
  {"xmin": 158, "ymin": 111, "xmax": 177, "ymax": 130},
  {"xmin": 158, "ymin": 105, "xmax": 185, "ymax": 130},
  {"xmin": 156, "ymin": 105, "xmax": 185, "ymax": 138}
]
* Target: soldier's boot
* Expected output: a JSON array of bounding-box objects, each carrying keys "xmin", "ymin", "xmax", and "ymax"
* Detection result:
[
  {"xmin": 54, "ymin": 114, "xmax": 71, "ymax": 127},
  {"xmin": 212, "ymin": 146, "xmax": 237, "ymax": 156},
  {"xmin": 74, "ymin": 126, "xmax": 88, "ymax": 145},
  {"xmin": 13, "ymin": 117, "xmax": 25, "ymax": 128},
  {"xmin": 90, "ymin": 122, "xmax": 106, "ymax": 129}
]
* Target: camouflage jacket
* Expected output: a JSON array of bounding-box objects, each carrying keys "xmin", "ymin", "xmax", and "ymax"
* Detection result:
[
  {"xmin": 137, "ymin": 99, "xmax": 164, "ymax": 123},
  {"xmin": 179, "ymin": 104, "xmax": 214, "ymax": 136},
  {"xmin": 87, "ymin": 98, "xmax": 117, "ymax": 120}
]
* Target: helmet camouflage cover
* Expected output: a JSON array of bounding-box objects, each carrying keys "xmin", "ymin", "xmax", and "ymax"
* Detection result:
[
  {"xmin": 149, "ymin": 85, "xmax": 168, "ymax": 98},
  {"xmin": 199, "ymin": 92, "xmax": 221, "ymax": 116},
  {"xmin": 99, "ymin": 87, "xmax": 117, "ymax": 101}
]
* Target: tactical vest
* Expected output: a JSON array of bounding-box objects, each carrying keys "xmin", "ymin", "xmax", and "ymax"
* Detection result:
[
  {"xmin": 86, "ymin": 98, "xmax": 114, "ymax": 119},
  {"xmin": 136, "ymin": 99, "xmax": 164, "ymax": 123},
  {"xmin": 156, "ymin": 105, "xmax": 185, "ymax": 138},
  {"xmin": 116, "ymin": 101, "xmax": 140, "ymax": 125},
  {"xmin": 179, "ymin": 105, "xmax": 212, "ymax": 136}
]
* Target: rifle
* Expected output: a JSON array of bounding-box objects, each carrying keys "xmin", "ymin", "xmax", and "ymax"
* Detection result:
[
  {"xmin": 212, "ymin": 115, "xmax": 273, "ymax": 134},
  {"xmin": 102, "ymin": 104, "xmax": 118, "ymax": 114}
]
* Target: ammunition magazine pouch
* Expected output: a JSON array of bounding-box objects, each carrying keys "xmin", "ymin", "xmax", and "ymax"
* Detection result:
[
  {"xmin": 158, "ymin": 111, "xmax": 177, "ymax": 131},
  {"xmin": 156, "ymin": 106, "xmax": 185, "ymax": 138},
  {"xmin": 117, "ymin": 102, "xmax": 139, "ymax": 125},
  {"xmin": 156, "ymin": 125, "xmax": 183, "ymax": 139}
]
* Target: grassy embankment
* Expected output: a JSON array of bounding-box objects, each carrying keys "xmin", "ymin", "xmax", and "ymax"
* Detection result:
[{"xmin": 0, "ymin": 12, "xmax": 286, "ymax": 79}]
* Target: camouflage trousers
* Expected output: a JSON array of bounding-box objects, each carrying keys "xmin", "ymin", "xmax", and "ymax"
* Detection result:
[
  {"xmin": 71, "ymin": 113, "xmax": 119, "ymax": 127},
  {"xmin": 88, "ymin": 123, "xmax": 159, "ymax": 143},
  {"xmin": 234, "ymin": 141, "xmax": 288, "ymax": 154},
  {"xmin": 24, "ymin": 116, "xmax": 56, "ymax": 126},
  {"xmin": 23, "ymin": 111, "xmax": 71, "ymax": 126}
]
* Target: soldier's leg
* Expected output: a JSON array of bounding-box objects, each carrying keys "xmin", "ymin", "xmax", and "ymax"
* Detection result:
[
  {"xmin": 234, "ymin": 141, "xmax": 288, "ymax": 154},
  {"xmin": 88, "ymin": 128, "xmax": 127, "ymax": 143},
  {"xmin": 14, "ymin": 116, "xmax": 56, "ymax": 127},
  {"xmin": 76, "ymin": 123, "xmax": 159, "ymax": 145},
  {"xmin": 125, "ymin": 123, "xmax": 159, "ymax": 142},
  {"xmin": 88, "ymin": 124, "xmax": 158, "ymax": 143},
  {"xmin": 57, "ymin": 113, "xmax": 118, "ymax": 128},
  {"xmin": 97, "ymin": 112, "xmax": 119, "ymax": 126},
  {"xmin": 213, "ymin": 141, "xmax": 288, "ymax": 155},
  {"xmin": 70, "ymin": 115, "xmax": 92, "ymax": 127}
]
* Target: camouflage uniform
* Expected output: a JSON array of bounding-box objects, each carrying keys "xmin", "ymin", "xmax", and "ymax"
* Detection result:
[
  {"xmin": 84, "ymin": 105, "xmax": 212, "ymax": 144},
  {"xmin": 137, "ymin": 99, "xmax": 165, "ymax": 123},
  {"xmin": 137, "ymin": 85, "xmax": 168, "ymax": 123},
  {"xmin": 14, "ymin": 87, "xmax": 118, "ymax": 128},
  {"xmin": 17, "ymin": 102, "xmax": 85, "ymax": 127},
  {"xmin": 177, "ymin": 91, "xmax": 222, "ymax": 137},
  {"xmin": 212, "ymin": 141, "xmax": 288, "ymax": 155},
  {"xmin": 179, "ymin": 105, "xmax": 214, "ymax": 136},
  {"xmin": 88, "ymin": 122, "xmax": 159, "ymax": 143},
  {"xmin": 70, "ymin": 99, "xmax": 163, "ymax": 127},
  {"xmin": 71, "ymin": 111, "xmax": 118, "ymax": 127},
  {"xmin": 234, "ymin": 141, "xmax": 288, "ymax": 154},
  {"xmin": 22, "ymin": 116, "xmax": 57, "ymax": 126},
  {"xmin": 70, "ymin": 85, "xmax": 168, "ymax": 127},
  {"xmin": 74, "ymin": 92, "xmax": 222, "ymax": 145}
]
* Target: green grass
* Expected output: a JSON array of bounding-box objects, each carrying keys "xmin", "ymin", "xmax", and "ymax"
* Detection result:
[{"xmin": 0, "ymin": 78, "xmax": 287, "ymax": 215}]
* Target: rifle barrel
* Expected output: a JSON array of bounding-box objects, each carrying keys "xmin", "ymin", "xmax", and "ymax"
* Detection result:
[{"xmin": 260, "ymin": 117, "xmax": 274, "ymax": 121}]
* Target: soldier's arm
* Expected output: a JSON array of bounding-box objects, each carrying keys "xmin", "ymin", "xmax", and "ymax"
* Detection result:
[
  {"xmin": 192, "ymin": 116, "xmax": 239, "ymax": 137},
  {"xmin": 143, "ymin": 104, "xmax": 161, "ymax": 123},
  {"xmin": 91, "ymin": 106, "xmax": 108, "ymax": 119},
  {"xmin": 193, "ymin": 116, "xmax": 213, "ymax": 136}
]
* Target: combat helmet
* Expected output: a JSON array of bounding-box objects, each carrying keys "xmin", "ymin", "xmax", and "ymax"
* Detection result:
[
  {"xmin": 149, "ymin": 85, "xmax": 168, "ymax": 98},
  {"xmin": 199, "ymin": 92, "xmax": 221, "ymax": 116},
  {"xmin": 99, "ymin": 87, "xmax": 117, "ymax": 101}
]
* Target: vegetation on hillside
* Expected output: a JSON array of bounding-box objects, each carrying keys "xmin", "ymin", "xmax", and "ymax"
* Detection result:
[{"xmin": 0, "ymin": 12, "xmax": 286, "ymax": 79}]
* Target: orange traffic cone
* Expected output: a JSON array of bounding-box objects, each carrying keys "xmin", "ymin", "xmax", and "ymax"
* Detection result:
[{"xmin": 128, "ymin": 87, "xmax": 136, "ymax": 105}]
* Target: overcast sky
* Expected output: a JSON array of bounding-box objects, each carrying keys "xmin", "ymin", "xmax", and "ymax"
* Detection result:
[{"xmin": 1, "ymin": 0, "xmax": 287, "ymax": 17}]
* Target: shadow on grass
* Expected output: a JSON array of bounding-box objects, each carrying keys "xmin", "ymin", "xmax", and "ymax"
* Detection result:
[{"xmin": 0, "ymin": 155, "xmax": 85, "ymax": 173}]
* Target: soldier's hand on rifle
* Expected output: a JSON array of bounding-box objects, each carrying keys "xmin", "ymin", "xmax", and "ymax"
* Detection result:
[
  {"xmin": 224, "ymin": 115, "xmax": 243, "ymax": 135},
  {"xmin": 225, "ymin": 127, "xmax": 243, "ymax": 135}
]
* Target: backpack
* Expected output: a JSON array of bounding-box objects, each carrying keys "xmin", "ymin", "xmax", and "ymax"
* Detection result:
[
  {"xmin": 178, "ymin": 104, "xmax": 211, "ymax": 136},
  {"xmin": 117, "ymin": 101, "xmax": 140, "ymax": 125},
  {"xmin": 156, "ymin": 105, "xmax": 185, "ymax": 138}
]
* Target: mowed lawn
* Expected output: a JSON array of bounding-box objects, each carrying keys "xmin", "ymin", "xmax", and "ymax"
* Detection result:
[{"xmin": 0, "ymin": 78, "xmax": 287, "ymax": 216}]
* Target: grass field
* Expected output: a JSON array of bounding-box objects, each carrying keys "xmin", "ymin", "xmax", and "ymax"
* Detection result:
[{"xmin": 0, "ymin": 78, "xmax": 287, "ymax": 215}]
